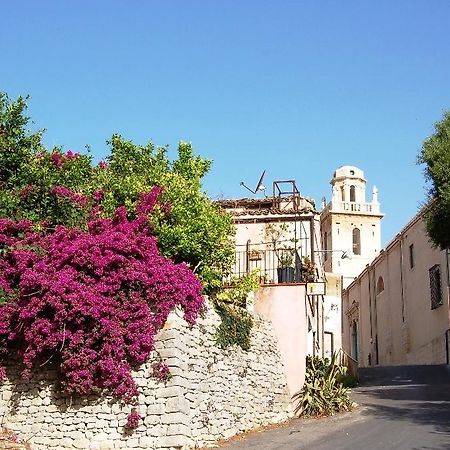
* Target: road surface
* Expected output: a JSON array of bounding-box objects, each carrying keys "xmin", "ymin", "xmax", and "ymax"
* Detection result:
[{"xmin": 220, "ymin": 365, "xmax": 450, "ymax": 450}]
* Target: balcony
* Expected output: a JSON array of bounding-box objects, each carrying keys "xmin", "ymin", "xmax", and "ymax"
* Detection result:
[
  {"xmin": 322, "ymin": 200, "xmax": 381, "ymax": 216},
  {"xmin": 226, "ymin": 247, "xmax": 316, "ymax": 286}
]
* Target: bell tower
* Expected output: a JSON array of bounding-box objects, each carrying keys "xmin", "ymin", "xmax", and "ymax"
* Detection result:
[{"xmin": 320, "ymin": 166, "xmax": 383, "ymax": 287}]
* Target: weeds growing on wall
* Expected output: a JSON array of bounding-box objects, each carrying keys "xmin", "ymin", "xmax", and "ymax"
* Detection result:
[
  {"xmin": 213, "ymin": 271, "xmax": 259, "ymax": 351},
  {"xmin": 214, "ymin": 302, "xmax": 253, "ymax": 351},
  {"xmin": 292, "ymin": 354, "xmax": 355, "ymax": 417}
]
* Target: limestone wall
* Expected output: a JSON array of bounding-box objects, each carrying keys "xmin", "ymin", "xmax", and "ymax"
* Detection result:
[{"xmin": 0, "ymin": 301, "xmax": 293, "ymax": 449}]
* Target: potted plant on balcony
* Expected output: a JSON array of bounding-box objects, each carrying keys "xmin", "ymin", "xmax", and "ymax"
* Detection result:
[
  {"xmin": 277, "ymin": 250, "xmax": 295, "ymax": 283},
  {"xmin": 300, "ymin": 256, "xmax": 317, "ymax": 283}
]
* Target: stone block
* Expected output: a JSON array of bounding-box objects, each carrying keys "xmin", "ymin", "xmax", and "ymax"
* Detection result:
[
  {"xmin": 156, "ymin": 386, "xmax": 184, "ymax": 398},
  {"xmin": 166, "ymin": 423, "xmax": 190, "ymax": 436},
  {"xmin": 165, "ymin": 396, "xmax": 191, "ymax": 415},
  {"xmin": 139, "ymin": 436, "xmax": 155, "ymax": 447},
  {"xmin": 74, "ymin": 439, "xmax": 91, "ymax": 449},
  {"xmin": 146, "ymin": 403, "xmax": 165, "ymax": 415},
  {"xmin": 160, "ymin": 412, "xmax": 190, "ymax": 425},
  {"xmin": 158, "ymin": 434, "xmax": 190, "ymax": 448}
]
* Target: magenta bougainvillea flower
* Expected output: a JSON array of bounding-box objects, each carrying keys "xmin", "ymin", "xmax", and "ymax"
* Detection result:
[
  {"xmin": 126, "ymin": 409, "xmax": 141, "ymax": 429},
  {"xmin": 151, "ymin": 361, "xmax": 172, "ymax": 382},
  {"xmin": 0, "ymin": 187, "xmax": 204, "ymax": 403}
]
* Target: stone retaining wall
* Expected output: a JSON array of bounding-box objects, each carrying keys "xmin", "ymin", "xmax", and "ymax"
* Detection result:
[{"xmin": 0, "ymin": 301, "xmax": 293, "ymax": 449}]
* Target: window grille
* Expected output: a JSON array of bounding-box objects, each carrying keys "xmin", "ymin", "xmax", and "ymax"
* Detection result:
[{"xmin": 429, "ymin": 264, "xmax": 443, "ymax": 310}]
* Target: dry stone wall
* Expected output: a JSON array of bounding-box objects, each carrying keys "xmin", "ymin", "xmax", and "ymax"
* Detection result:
[{"xmin": 0, "ymin": 300, "xmax": 293, "ymax": 449}]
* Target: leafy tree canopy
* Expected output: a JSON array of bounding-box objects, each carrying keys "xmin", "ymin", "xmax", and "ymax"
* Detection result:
[
  {"xmin": 0, "ymin": 92, "xmax": 234, "ymax": 291},
  {"xmin": 418, "ymin": 111, "xmax": 450, "ymax": 249}
]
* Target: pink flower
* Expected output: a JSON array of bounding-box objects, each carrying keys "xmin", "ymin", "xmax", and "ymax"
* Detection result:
[
  {"xmin": 51, "ymin": 186, "xmax": 89, "ymax": 207},
  {"xmin": 0, "ymin": 198, "xmax": 204, "ymax": 405},
  {"xmin": 19, "ymin": 185, "xmax": 33, "ymax": 199},
  {"xmin": 98, "ymin": 161, "xmax": 108, "ymax": 169},
  {"xmin": 151, "ymin": 361, "xmax": 171, "ymax": 382},
  {"xmin": 126, "ymin": 409, "xmax": 141, "ymax": 429},
  {"xmin": 50, "ymin": 152, "xmax": 65, "ymax": 168},
  {"xmin": 66, "ymin": 150, "xmax": 80, "ymax": 160}
]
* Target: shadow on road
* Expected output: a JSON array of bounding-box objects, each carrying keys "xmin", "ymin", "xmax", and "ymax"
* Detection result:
[{"xmin": 353, "ymin": 365, "xmax": 450, "ymax": 449}]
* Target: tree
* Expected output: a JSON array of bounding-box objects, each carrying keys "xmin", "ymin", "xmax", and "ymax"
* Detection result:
[
  {"xmin": 0, "ymin": 93, "xmax": 235, "ymax": 291},
  {"xmin": 93, "ymin": 135, "xmax": 235, "ymax": 292},
  {"xmin": 418, "ymin": 111, "xmax": 450, "ymax": 249}
]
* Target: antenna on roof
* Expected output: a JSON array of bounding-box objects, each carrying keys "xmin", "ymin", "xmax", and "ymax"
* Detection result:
[{"xmin": 240, "ymin": 170, "xmax": 266, "ymax": 194}]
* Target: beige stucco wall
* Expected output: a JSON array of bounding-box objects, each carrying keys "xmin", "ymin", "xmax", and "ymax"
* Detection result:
[
  {"xmin": 326, "ymin": 213, "xmax": 382, "ymax": 287},
  {"xmin": 323, "ymin": 273, "xmax": 342, "ymax": 357},
  {"xmin": 343, "ymin": 214, "xmax": 450, "ymax": 367},
  {"xmin": 254, "ymin": 285, "xmax": 307, "ymax": 396}
]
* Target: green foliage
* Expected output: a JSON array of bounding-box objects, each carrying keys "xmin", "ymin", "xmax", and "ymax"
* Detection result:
[
  {"xmin": 0, "ymin": 93, "xmax": 98, "ymax": 226},
  {"xmin": 213, "ymin": 271, "xmax": 260, "ymax": 350},
  {"xmin": 338, "ymin": 372, "xmax": 358, "ymax": 388},
  {"xmin": 0, "ymin": 93, "xmax": 44, "ymax": 184},
  {"xmin": 0, "ymin": 93, "xmax": 235, "ymax": 291},
  {"xmin": 292, "ymin": 354, "xmax": 354, "ymax": 417},
  {"xmin": 301, "ymin": 256, "xmax": 316, "ymax": 282},
  {"xmin": 216, "ymin": 270, "xmax": 260, "ymax": 308},
  {"xmin": 214, "ymin": 302, "xmax": 253, "ymax": 351},
  {"xmin": 96, "ymin": 135, "xmax": 235, "ymax": 292},
  {"xmin": 417, "ymin": 111, "xmax": 450, "ymax": 249}
]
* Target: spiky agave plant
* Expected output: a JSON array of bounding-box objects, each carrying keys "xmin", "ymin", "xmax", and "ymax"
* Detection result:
[{"xmin": 292, "ymin": 352, "xmax": 355, "ymax": 417}]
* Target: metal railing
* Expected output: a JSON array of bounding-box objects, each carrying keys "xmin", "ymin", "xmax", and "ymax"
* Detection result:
[
  {"xmin": 337, "ymin": 348, "xmax": 359, "ymax": 380},
  {"xmin": 227, "ymin": 247, "xmax": 308, "ymax": 285}
]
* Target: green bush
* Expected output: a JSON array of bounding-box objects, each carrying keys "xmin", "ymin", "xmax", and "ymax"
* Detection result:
[
  {"xmin": 338, "ymin": 372, "xmax": 358, "ymax": 388},
  {"xmin": 292, "ymin": 353, "xmax": 355, "ymax": 417},
  {"xmin": 213, "ymin": 271, "xmax": 260, "ymax": 351}
]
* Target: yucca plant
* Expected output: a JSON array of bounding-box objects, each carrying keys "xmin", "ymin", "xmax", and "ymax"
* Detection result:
[{"xmin": 292, "ymin": 353, "xmax": 355, "ymax": 417}]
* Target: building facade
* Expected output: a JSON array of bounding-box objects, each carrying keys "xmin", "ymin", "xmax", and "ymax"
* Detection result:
[
  {"xmin": 342, "ymin": 211, "xmax": 450, "ymax": 367},
  {"xmin": 320, "ymin": 166, "xmax": 384, "ymax": 288}
]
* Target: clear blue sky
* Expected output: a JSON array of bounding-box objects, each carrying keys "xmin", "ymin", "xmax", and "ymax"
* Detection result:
[{"xmin": 2, "ymin": 1, "xmax": 449, "ymax": 245}]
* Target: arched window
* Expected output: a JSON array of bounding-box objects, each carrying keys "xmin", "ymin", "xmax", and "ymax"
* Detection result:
[
  {"xmin": 324, "ymin": 232, "xmax": 328, "ymax": 261},
  {"xmin": 350, "ymin": 185, "xmax": 356, "ymax": 202},
  {"xmin": 352, "ymin": 228, "xmax": 361, "ymax": 255},
  {"xmin": 376, "ymin": 276, "xmax": 384, "ymax": 295},
  {"xmin": 340, "ymin": 186, "xmax": 345, "ymax": 201}
]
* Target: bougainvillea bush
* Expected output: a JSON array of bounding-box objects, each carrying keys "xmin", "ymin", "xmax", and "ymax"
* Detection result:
[
  {"xmin": 0, "ymin": 92, "xmax": 235, "ymax": 293},
  {"xmin": 0, "ymin": 187, "xmax": 204, "ymax": 404}
]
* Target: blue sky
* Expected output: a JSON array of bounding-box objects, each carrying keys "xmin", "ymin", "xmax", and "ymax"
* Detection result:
[{"xmin": 2, "ymin": 1, "xmax": 449, "ymax": 245}]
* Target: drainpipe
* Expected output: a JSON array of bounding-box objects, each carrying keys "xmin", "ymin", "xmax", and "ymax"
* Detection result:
[
  {"xmin": 310, "ymin": 216, "xmax": 315, "ymax": 264},
  {"xmin": 324, "ymin": 331, "xmax": 334, "ymax": 355},
  {"xmin": 321, "ymin": 295, "xmax": 325, "ymax": 357}
]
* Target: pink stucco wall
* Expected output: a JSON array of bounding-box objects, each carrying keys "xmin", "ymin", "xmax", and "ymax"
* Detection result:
[{"xmin": 254, "ymin": 285, "xmax": 307, "ymax": 396}]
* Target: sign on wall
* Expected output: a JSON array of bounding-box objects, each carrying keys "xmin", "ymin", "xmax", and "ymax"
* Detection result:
[{"xmin": 306, "ymin": 282, "xmax": 326, "ymax": 296}]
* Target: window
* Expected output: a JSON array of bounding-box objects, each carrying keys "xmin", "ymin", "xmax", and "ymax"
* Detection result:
[
  {"xmin": 376, "ymin": 276, "xmax": 384, "ymax": 295},
  {"xmin": 352, "ymin": 228, "xmax": 361, "ymax": 255},
  {"xmin": 324, "ymin": 232, "xmax": 328, "ymax": 261},
  {"xmin": 429, "ymin": 264, "xmax": 443, "ymax": 310},
  {"xmin": 350, "ymin": 185, "xmax": 356, "ymax": 202},
  {"xmin": 340, "ymin": 186, "xmax": 345, "ymax": 201},
  {"xmin": 409, "ymin": 244, "xmax": 414, "ymax": 269}
]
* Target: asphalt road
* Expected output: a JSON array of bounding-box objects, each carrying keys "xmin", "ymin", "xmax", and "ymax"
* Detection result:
[{"xmin": 221, "ymin": 365, "xmax": 450, "ymax": 450}]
